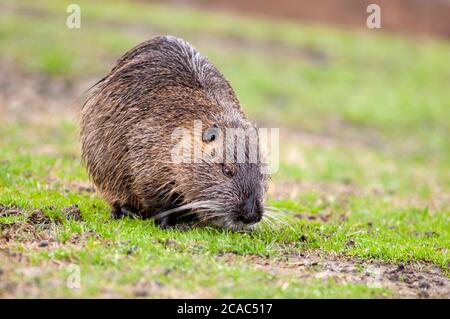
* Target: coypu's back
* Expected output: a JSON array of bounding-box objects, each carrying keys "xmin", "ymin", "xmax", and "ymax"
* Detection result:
[
  {"xmin": 80, "ymin": 36, "xmax": 254, "ymax": 221},
  {"xmin": 95, "ymin": 35, "xmax": 241, "ymax": 112}
]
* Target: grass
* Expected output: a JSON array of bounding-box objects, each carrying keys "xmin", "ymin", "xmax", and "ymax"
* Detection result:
[{"xmin": 0, "ymin": 0, "xmax": 449, "ymax": 298}]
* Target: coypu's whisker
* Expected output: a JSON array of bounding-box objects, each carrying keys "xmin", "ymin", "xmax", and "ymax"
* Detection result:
[
  {"xmin": 190, "ymin": 208, "xmax": 230, "ymax": 229},
  {"xmin": 264, "ymin": 211, "xmax": 298, "ymax": 236},
  {"xmin": 192, "ymin": 211, "xmax": 226, "ymax": 228},
  {"xmin": 153, "ymin": 201, "xmax": 216, "ymax": 220},
  {"xmin": 261, "ymin": 213, "xmax": 280, "ymax": 231},
  {"xmin": 258, "ymin": 216, "xmax": 277, "ymax": 234}
]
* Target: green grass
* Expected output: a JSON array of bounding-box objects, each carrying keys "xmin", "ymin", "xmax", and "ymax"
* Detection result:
[{"xmin": 0, "ymin": 0, "xmax": 449, "ymax": 298}]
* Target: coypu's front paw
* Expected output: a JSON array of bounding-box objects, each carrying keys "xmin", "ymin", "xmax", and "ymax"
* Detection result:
[
  {"xmin": 111, "ymin": 204, "xmax": 139, "ymax": 219},
  {"xmin": 154, "ymin": 215, "xmax": 177, "ymax": 229}
]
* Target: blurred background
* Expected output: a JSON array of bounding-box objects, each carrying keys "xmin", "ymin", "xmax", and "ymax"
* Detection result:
[{"xmin": 1, "ymin": 0, "xmax": 449, "ymax": 208}]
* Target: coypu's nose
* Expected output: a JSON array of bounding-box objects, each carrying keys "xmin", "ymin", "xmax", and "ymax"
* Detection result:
[{"xmin": 239, "ymin": 194, "xmax": 263, "ymax": 224}]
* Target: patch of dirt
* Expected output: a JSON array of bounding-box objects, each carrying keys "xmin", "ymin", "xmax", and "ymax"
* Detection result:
[
  {"xmin": 26, "ymin": 209, "xmax": 53, "ymax": 225},
  {"xmin": 0, "ymin": 248, "xmax": 211, "ymax": 298},
  {"xmin": 268, "ymin": 180, "xmax": 360, "ymax": 202},
  {"xmin": 0, "ymin": 61, "xmax": 94, "ymax": 119},
  {"xmin": 160, "ymin": 0, "xmax": 450, "ymax": 38},
  {"xmin": 0, "ymin": 204, "xmax": 84, "ymax": 244},
  {"xmin": 115, "ymin": 19, "xmax": 329, "ymax": 64},
  {"xmin": 68, "ymin": 230, "xmax": 101, "ymax": 245},
  {"xmin": 273, "ymin": 123, "xmax": 447, "ymax": 174},
  {"xmin": 196, "ymin": 34, "xmax": 328, "ymax": 63},
  {"xmin": 67, "ymin": 181, "xmax": 96, "ymax": 194},
  {"xmin": 129, "ymin": 277, "xmax": 209, "ymax": 298},
  {"xmin": 270, "ymin": 126, "xmax": 450, "ymax": 211},
  {"xmin": 0, "ymin": 205, "xmax": 54, "ymax": 243},
  {"xmin": 268, "ymin": 179, "xmax": 450, "ymax": 213},
  {"xmin": 61, "ymin": 205, "xmax": 84, "ymax": 221},
  {"xmin": 47, "ymin": 176, "xmax": 96, "ymax": 194},
  {"xmin": 267, "ymin": 180, "xmax": 366, "ymax": 223},
  {"xmin": 0, "ymin": 248, "xmax": 79, "ymax": 298},
  {"xmin": 0, "ymin": 206, "xmax": 52, "ymax": 224},
  {"xmin": 293, "ymin": 211, "xmax": 332, "ymax": 223},
  {"xmin": 278, "ymin": 123, "xmax": 387, "ymax": 154},
  {"xmin": 220, "ymin": 251, "xmax": 450, "ymax": 298}
]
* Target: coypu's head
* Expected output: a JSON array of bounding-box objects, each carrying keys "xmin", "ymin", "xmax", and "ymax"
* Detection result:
[
  {"xmin": 168, "ymin": 118, "xmax": 269, "ymax": 230},
  {"xmin": 168, "ymin": 119, "xmax": 268, "ymax": 229}
]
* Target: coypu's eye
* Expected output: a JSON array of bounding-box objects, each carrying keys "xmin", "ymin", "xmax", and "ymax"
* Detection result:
[
  {"xmin": 203, "ymin": 124, "xmax": 220, "ymax": 143},
  {"xmin": 222, "ymin": 165, "xmax": 235, "ymax": 178}
]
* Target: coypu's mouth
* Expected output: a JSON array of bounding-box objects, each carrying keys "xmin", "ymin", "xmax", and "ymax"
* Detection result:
[
  {"xmin": 152, "ymin": 200, "xmax": 264, "ymax": 230},
  {"xmin": 207, "ymin": 213, "xmax": 263, "ymax": 231}
]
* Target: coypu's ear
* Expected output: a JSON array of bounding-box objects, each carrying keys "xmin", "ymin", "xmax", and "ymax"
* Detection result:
[{"xmin": 202, "ymin": 124, "xmax": 220, "ymax": 143}]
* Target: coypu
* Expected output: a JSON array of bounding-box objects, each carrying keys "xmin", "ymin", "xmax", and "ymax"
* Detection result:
[{"xmin": 80, "ymin": 35, "xmax": 268, "ymax": 229}]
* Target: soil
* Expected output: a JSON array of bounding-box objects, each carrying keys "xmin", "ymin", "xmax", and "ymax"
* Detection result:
[
  {"xmin": 0, "ymin": 207, "xmax": 55, "ymax": 244},
  {"xmin": 157, "ymin": 0, "xmax": 450, "ymax": 38},
  {"xmin": 0, "ymin": 204, "xmax": 84, "ymax": 244},
  {"xmin": 2, "ymin": 241, "xmax": 448, "ymax": 298},
  {"xmin": 61, "ymin": 205, "xmax": 83, "ymax": 221},
  {"xmin": 229, "ymin": 251, "xmax": 450, "ymax": 298},
  {"xmin": 0, "ymin": 247, "xmax": 211, "ymax": 298},
  {"xmin": 0, "ymin": 62, "xmax": 91, "ymax": 118}
]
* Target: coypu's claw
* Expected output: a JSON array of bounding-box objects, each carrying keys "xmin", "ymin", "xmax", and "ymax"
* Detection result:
[
  {"xmin": 154, "ymin": 214, "xmax": 177, "ymax": 229},
  {"xmin": 111, "ymin": 204, "xmax": 139, "ymax": 219}
]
